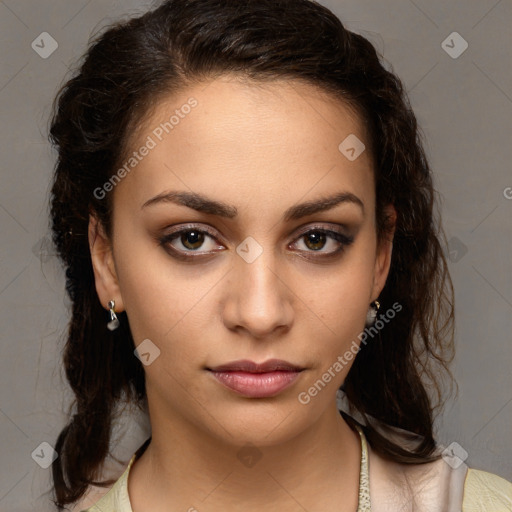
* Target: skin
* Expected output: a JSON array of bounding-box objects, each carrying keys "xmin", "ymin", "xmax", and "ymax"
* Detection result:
[{"xmin": 89, "ymin": 75, "xmax": 396, "ymax": 512}]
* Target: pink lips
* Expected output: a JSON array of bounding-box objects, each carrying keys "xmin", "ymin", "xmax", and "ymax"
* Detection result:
[{"xmin": 208, "ymin": 359, "xmax": 303, "ymax": 398}]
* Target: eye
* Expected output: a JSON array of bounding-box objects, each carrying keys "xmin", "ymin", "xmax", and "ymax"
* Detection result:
[
  {"xmin": 158, "ymin": 225, "xmax": 225, "ymax": 260},
  {"xmin": 158, "ymin": 224, "xmax": 354, "ymax": 261},
  {"xmin": 290, "ymin": 227, "xmax": 354, "ymax": 258}
]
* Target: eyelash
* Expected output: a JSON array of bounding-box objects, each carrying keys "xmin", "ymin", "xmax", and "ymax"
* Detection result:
[{"xmin": 158, "ymin": 224, "xmax": 354, "ymax": 261}]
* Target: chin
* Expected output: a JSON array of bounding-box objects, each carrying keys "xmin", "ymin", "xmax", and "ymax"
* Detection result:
[{"xmin": 203, "ymin": 397, "xmax": 315, "ymax": 447}]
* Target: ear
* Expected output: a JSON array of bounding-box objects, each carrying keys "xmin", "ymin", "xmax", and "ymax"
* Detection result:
[
  {"xmin": 371, "ymin": 204, "xmax": 397, "ymax": 302},
  {"xmin": 88, "ymin": 214, "xmax": 125, "ymax": 312}
]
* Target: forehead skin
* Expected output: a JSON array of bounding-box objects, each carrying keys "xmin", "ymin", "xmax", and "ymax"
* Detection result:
[{"xmin": 111, "ymin": 76, "xmax": 375, "ymax": 235}]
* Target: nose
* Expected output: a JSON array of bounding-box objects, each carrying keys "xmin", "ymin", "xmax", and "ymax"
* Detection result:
[{"xmin": 221, "ymin": 250, "xmax": 294, "ymax": 339}]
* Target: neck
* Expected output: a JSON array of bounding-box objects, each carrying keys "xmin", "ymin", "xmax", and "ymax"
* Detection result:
[{"xmin": 128, "ymin": 404, "xmax": 362, "ymax": 512}]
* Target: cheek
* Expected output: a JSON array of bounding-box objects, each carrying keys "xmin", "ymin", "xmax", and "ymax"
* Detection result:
[
  {"xmin": 299, "ymin": 248, "xmax": 376, "ymax": 357},
  {"xmin": 111, "ymin": 235, "xmax": 195, "ymax": 346},
  {"xmin": 306, "ymin": 289, "xmax": 369, "ymax": 367},
  {"xmin": 120, "ymin": 270, "xmax": 205, "ymax": 346},
  {"xmin": 118, "ymin": 272, "xmax": 211, "ymax": 400},
  {"xmin": 311, "ymin": 254, "xmax": 375, "ymax": 319}
]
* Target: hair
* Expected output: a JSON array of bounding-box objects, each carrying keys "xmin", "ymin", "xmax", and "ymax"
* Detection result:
[{"xmin": 48, "ymin": 0, "xmax": 456, "ymax": 508}]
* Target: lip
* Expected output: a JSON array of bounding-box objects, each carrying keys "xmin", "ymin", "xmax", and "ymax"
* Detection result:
[
  {"xmin": 209, "ymin": 359, "xmax": 303, "ymax": 373},
  {"xmin": 207, "ymin": 359, "xmax": 304, "ymax": 398}
]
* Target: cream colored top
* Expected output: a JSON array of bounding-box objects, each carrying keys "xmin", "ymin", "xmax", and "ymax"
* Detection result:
[{"xmin": 79, "ymin": 425, "xmax": 512, "ymax": 511}]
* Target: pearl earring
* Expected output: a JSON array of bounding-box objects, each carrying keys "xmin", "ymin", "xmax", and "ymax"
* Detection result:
[
  {"xmin": 107, "ymin": 300, "xmax": 120, "ymax": 331},
  {"xmin": 365, "ymin": 300, "xmax": 380, "ymax": 327}
]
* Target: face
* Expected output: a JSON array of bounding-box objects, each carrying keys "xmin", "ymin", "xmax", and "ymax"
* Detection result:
[{"xmin": 89, "ymin": 76, "xmax": 395, "ymax": 447}]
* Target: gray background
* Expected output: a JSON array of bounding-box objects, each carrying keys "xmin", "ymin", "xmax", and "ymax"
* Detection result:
[{"xmin": 0, "ymin": 0, "xmax": 511, "ymax": 510}]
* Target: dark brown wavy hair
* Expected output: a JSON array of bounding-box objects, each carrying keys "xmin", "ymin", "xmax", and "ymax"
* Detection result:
[{"xmin": 48, "ymin": 0, "xmax": 456, "ymax": 508}]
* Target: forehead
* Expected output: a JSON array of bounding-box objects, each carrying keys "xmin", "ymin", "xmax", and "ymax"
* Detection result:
[{"xmin": 114, "ymin": 76, "xmax": 374, "ymax": 214}]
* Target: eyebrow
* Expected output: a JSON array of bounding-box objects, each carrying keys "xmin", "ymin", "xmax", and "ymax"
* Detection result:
[{"xmin": 141, "ymin": 190, "xmax": 364, "ymax": 221}]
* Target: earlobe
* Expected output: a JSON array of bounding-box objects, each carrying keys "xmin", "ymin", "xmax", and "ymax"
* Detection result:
[
  {"xmin": 88, "ymin": 214, "xmax": 124, "ymax": 312},
  {"xmin": 371, "ymin": 204, "xmax": 397, "ymax": 301}
]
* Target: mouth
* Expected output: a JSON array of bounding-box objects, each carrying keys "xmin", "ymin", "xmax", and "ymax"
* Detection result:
[{"xmin": 206, "ymin": 359, "xmax": 305, "ymax": 398}]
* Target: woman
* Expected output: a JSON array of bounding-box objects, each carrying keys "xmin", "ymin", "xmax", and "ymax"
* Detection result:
[{"xmin": 48, "ymin": 0, "xmax": 511, "ymax": 510}]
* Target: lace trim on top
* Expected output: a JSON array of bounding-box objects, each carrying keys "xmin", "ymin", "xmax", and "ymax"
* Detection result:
[{"xmin": 354, "ymin": 424, "xmax": 371, "ymax": 511}]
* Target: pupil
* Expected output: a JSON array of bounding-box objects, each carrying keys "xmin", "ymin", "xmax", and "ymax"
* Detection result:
[
  {"xmin": 305, "ymin": 232, "xmax": 326, "ymax": 251},
  {"xmin": 182, "ymin": 231, "xmax": 204, "ymax": 249}
]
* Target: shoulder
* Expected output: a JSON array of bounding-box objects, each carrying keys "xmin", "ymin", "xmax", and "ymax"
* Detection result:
[
  {"xmin": 462, "ymin": 468, "xmax": 512, "ymax": 511},
  {"xmin": 73, "ymin": 456, "xmax": 135, "ymax": 512},
  {"xmin": 75, "ymin": 435, "xmax": 151, "ymax": 511},
  {"xmin": 367, "ymin": 440, "xmax": 512, "ymax": 511}
]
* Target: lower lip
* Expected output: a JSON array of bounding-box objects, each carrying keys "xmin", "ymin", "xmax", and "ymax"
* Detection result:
[{"xmin": 209, "ymin": 370, "xmax": 301, "ymax": 398}]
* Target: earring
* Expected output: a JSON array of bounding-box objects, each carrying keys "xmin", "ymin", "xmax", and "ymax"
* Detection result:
[
  {"xmin": 365, "ymin": 300, "xmax": 380, "ymax": 327},
  {"xmin": 107, "ymin": 300, "xmax": 120, "ymax": 331}
]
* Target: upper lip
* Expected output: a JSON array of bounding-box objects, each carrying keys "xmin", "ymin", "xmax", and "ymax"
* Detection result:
[{"xmin": 208, "ymin": 359, "xmax": 303, "ymax": 373}]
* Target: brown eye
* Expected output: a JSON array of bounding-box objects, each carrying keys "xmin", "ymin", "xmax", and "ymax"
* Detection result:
[
  {"xmin": 291, "ymin": 228, "xmax": 354, "ymax": 258},
  {"xmin": 180, "ymin": 230, "xmax": 206, "ymax": 250},
  {"xmin": 158, "ymin": 225, "xmax": 225, "ymax": 260},
  {"xmin": 303, "ymin": 232, "xmax": 328, "ymax": 251}
]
